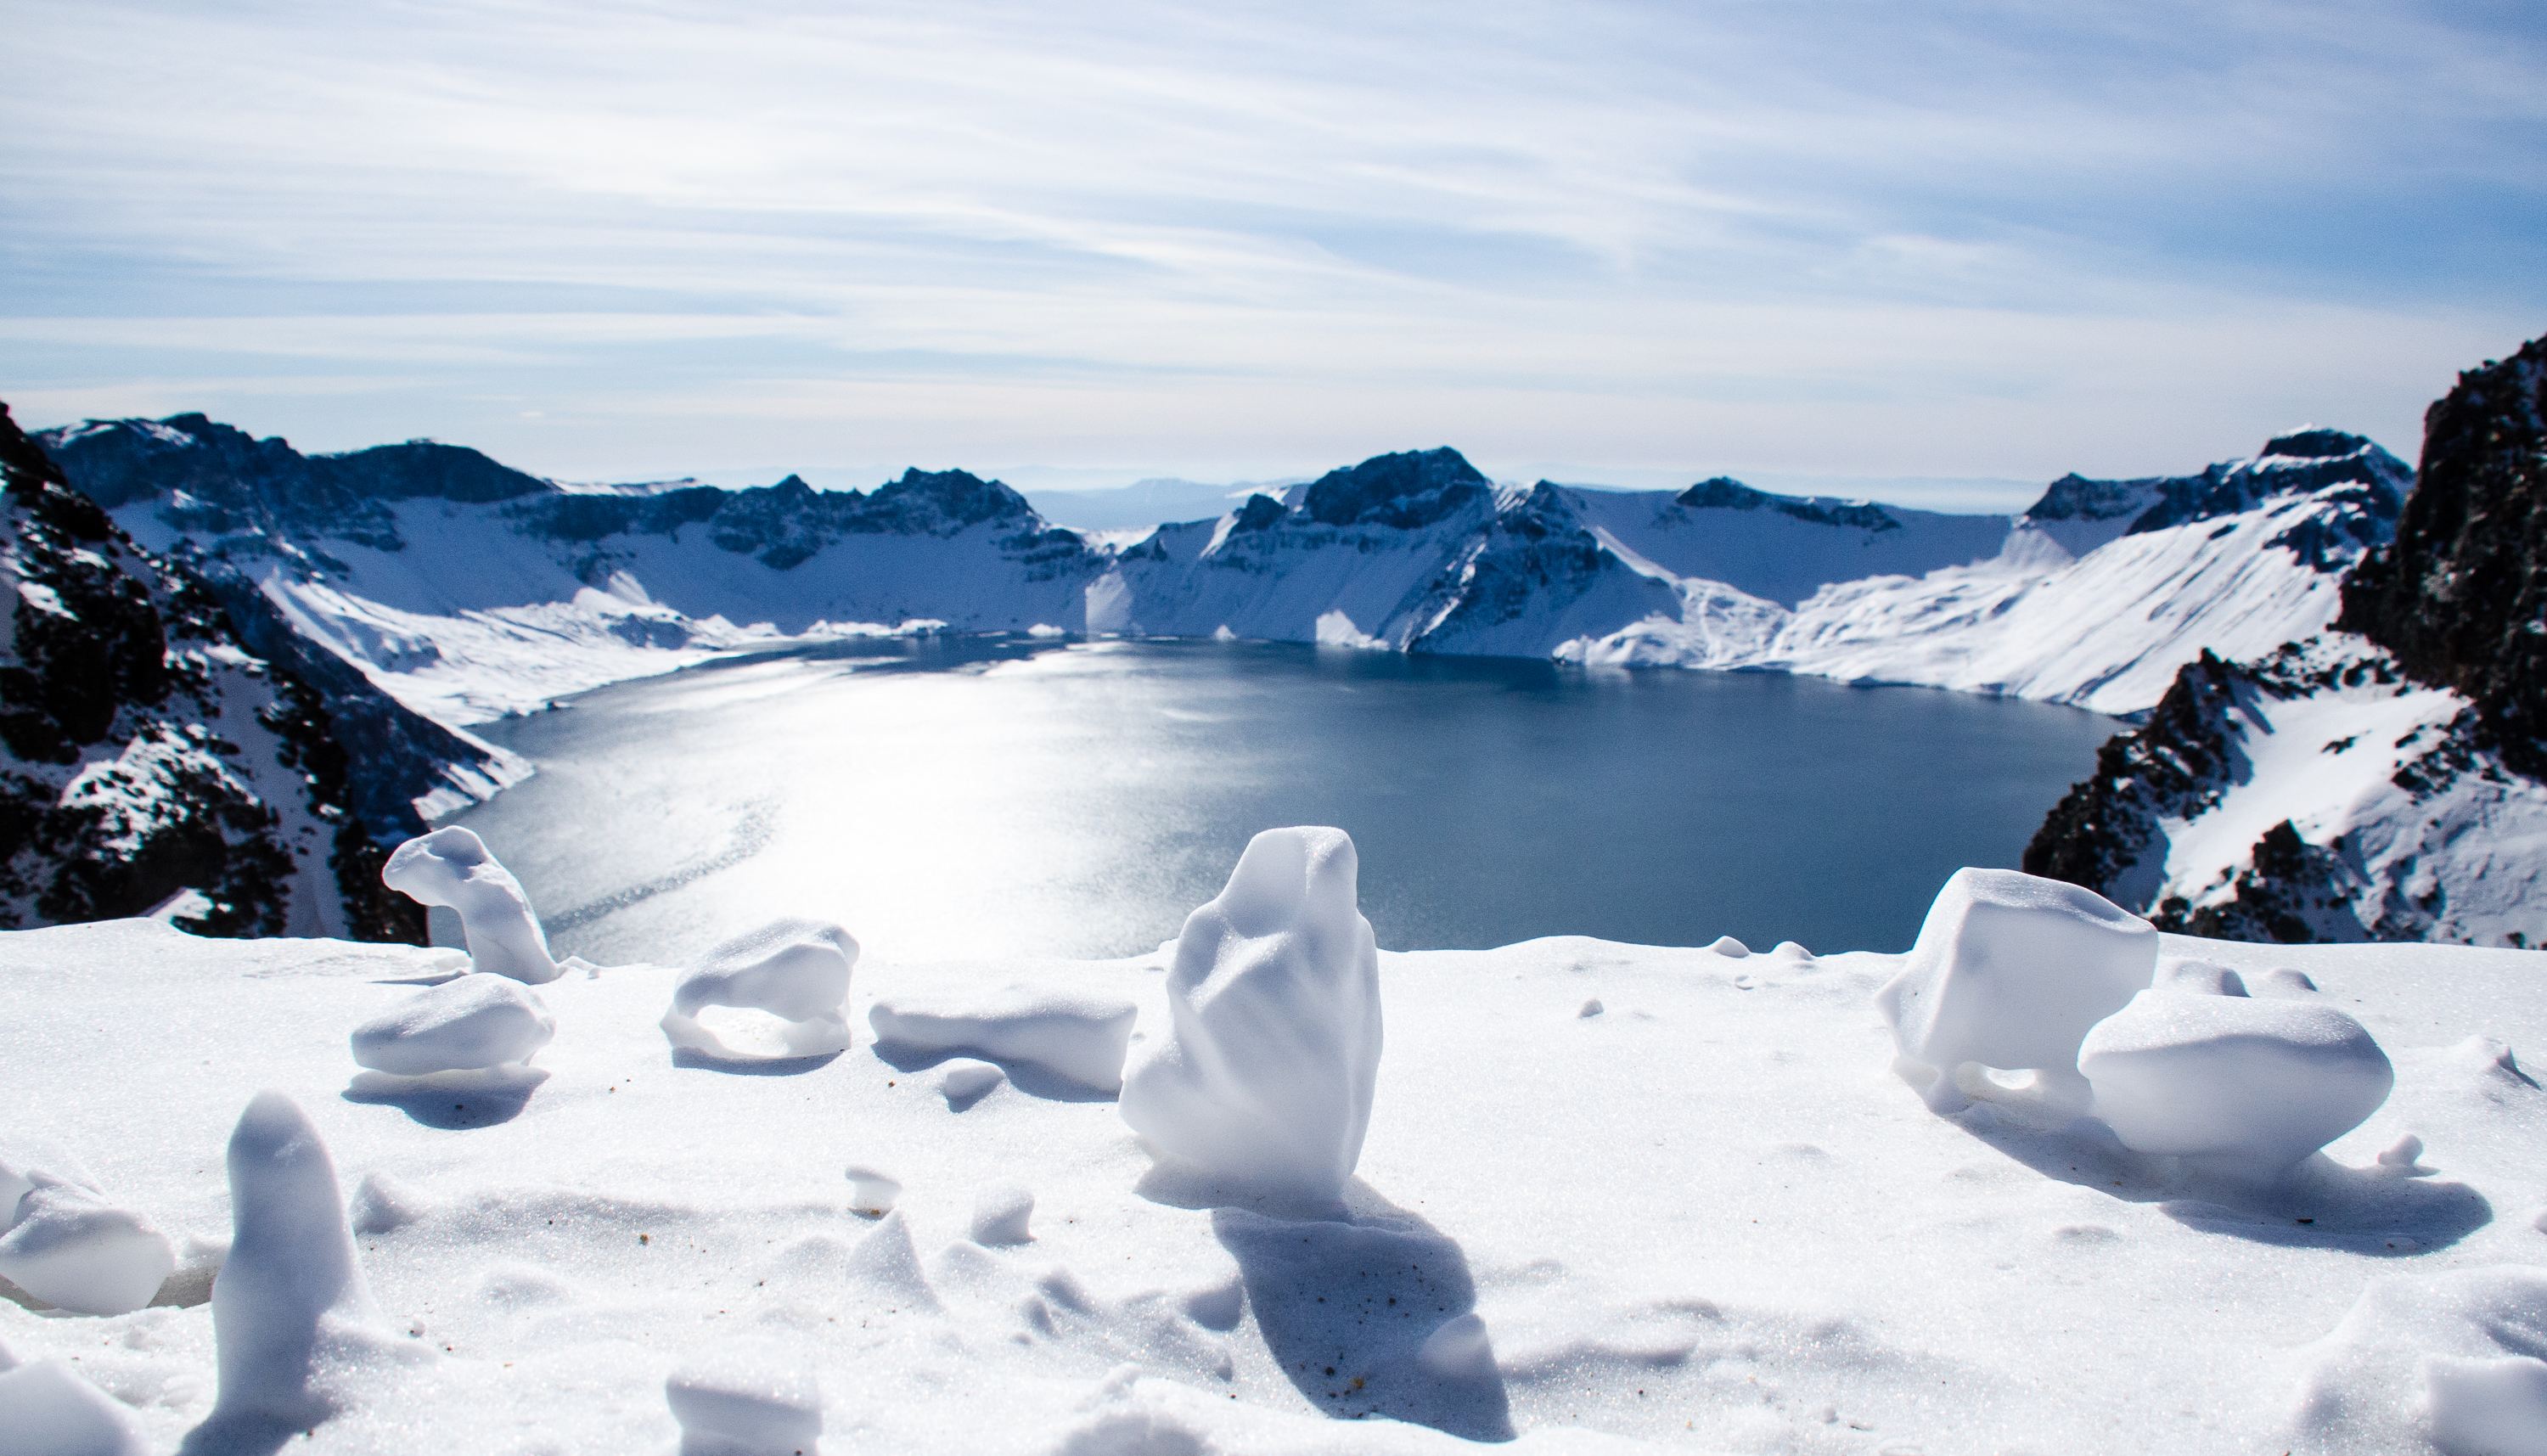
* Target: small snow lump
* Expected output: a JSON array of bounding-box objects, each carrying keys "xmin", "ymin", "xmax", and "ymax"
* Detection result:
[
  {"xmin": 380, "ymin": 827, "xmax": 559, "ymax": 985},
  {"xmin": 663, "ymin": 919, "xmax": 857, "ymax": 1063},
  {"xmin": 0, "ymin": 1137, "xmax": 175, "ymax": 1316},
  {"xmin": 1118, "ymin": 825, "xmax": 1382, "ymax": 1206},
  {"xmin": 350, "ymin": 974, "xmax": 554, "ymax": 1076},
  {"xmin": 2079, "ymin": 989, "xmax": 2393, "ymax": 1178}
]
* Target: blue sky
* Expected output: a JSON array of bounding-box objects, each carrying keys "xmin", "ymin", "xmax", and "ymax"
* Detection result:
[{"xmin": 3, "ymin": 0, "xmax": 2543, "ymax": 506}]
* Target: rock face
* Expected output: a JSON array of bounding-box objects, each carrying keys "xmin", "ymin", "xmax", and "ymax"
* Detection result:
[
  {"xmin": 0, "ymin": 402, "xmax": 497, "ymax": 940},
  {"xmin": 2337, "ymin": 334, "xmax": 2547, "ymax": 779},
  {"xmin": 2025, "ymin": 334, "xmax": 2547, "ymax": 947}
]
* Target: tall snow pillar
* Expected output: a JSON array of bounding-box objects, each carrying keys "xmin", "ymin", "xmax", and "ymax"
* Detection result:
[{"xmin": 381, "ymin": 826, "xmax": 559, "ymax": 984}]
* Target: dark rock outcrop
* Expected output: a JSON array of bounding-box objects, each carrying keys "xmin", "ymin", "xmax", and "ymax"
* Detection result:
[
  {"xmin": 1297, "ymin": 448, "xmax": 1492, "ymax": 530},
  {"xmin": 1674, "ymin": 476, "xmax": 1901, "ymax": 533}
]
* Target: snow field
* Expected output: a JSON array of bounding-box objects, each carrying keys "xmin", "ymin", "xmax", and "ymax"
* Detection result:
[{"xmin": 0, "ymin": 880, "xmax": 2543, "ymax": 1451}]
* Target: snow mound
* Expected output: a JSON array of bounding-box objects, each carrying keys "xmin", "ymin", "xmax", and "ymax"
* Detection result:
[
  {"xmin": 970, "ymin": 1182, "xmax": 1035, "ymax": 1245},
  {"xmin": 0, "ymin": 1358, "xmax": 148, "ymax": 1456},
  {"xmin": 662, "ymin": 919, "xmax": 857, "ymax": 1063},
  {"xmin": 2290, "ymin": 1266, "xmax": 2547, "ymax": 1455},
  {"xmin": 1119, "ymin": 826, "xmax": 1382, "ymax": 1206},
  {"xmin": 2081, "ymin": 991, "xmax": 2393, "ymax": 1177},
  {"xmin": 349, "ymin": 974, "xmax": 554, "ymax": 1075},
  {"xmin": 380, "ymin": 828, "xmax": 559, "ymax": 984},
  {"xmin": 936, "ymin": 1059, "xmax": 1005, "ymax": 1108},
  {"xmin": 665, "ymin": 1354, "xmax": 824, "ymax": 1456},
  {"xmin": 1876, "ymin": 868, "xmax": 2157, "ymax": 1111},
  {"xmin": 2154, "ymin": 957, "xmax": 2248, "ymax": 997},
  {"xmin": 844, "ymin": 1166, "xmax": 900, "ymax": 1217},
  {"xmin": 207, "ymin": 1091, "xmax": 413, "ymax": 1432},
  {"xmin": 869, "ymin": 983, "xmax": 1136, "ymax": 1094},
  {"xmin": 0, "ymin": 1138, "xmax": 174, "ymax": 1316}
]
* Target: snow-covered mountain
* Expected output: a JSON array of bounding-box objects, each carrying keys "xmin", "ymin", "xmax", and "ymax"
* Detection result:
[
  {"xmin": 2026, "ymin": 334, "xmax": 2547, "ymax": 947},
  {"xmin": 37, "ymin": 416, "xmax": 2403, "ymax": 735},
  {"xmin": 0, "ymin": 404, "xmax": 514, "ymax": 940}
]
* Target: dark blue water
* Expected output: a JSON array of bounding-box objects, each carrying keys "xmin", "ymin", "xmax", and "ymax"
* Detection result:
[{"xmin": 450, "ymin": 638, "xmax": 2118, "ymax": 964}]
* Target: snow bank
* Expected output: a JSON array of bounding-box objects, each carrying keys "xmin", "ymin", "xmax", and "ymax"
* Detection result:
[
  {"xmin": 0, "ymin": 1138, "xmax": 174, "ymax": 1316},
  {"xmin": 349, "ymin": 974, "xmax": 554, "ymax": 1075},
  {"xmin": 208, "ymin": 1092, "xmax": 411, "ymax": 1431},
  {"xmin": 661, "ymin": 919, "xmax": 857, "ymax": 1063},
  {"xmin": 664, "ymin": 1354, "xmax": 824, "ymax": 1456},
  {"xmin": 1875, "ymin": 868, "xmax": 2156, "ymax": 1111},
  {"xmin": 2080, "ymin": 991, "xmax": 2393, "ymax": 1177},
  {"xmin": 0, "ymin": 1357, "xmax": 148, "ymax": 1456},
  {"xmin": 2289, "ymin": 1266, "xmax": 2547, "ymax": 1455},
  {"xmin": 868, "ymin": 982, "xmax": 1135, "ymax": 1093},
  {"xmin": 1119, "ymin": 826, "xmax": 1382, "ymax": 1206},
  {"xmin": 380, "ymin": 827, "xmax": 559, "ymax": 984}
]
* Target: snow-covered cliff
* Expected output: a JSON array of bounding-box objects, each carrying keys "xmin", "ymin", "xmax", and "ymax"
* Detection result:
[
  {"xmin": 0, "ymin": 405, "xmax": 512, "ymax": 940},
  {"xmin": 2026, "ymin": 334, "xmax": 2547, "ymax": 947},
  {"xmin": 42, "ymin": 419, "xmax": 2396, "ymax": 732}
]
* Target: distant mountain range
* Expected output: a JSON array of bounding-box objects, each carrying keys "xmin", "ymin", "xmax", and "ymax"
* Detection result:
[{"xmin": 14, "ymin": 334, "xmax": 2539, "ymax": 949}]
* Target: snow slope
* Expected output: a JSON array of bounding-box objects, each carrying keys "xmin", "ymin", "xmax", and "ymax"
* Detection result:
[
  {"xmin": 1, "ymin": 900, "xmax": 2539, "ymax": 1454},
  {"xmin": 39, "ymin": 421, "xmax": 2401, "ymax": 730}
]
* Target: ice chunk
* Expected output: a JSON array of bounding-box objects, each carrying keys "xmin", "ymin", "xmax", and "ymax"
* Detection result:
[
  {"xmin": 350, "ymin": 974, "xmax": 554, "ymax": 1075},
  {"xmin": 2078, "ymin": 991, "xmax": 2392, "ymax": 1177},
  {"xmin": 663, "ymin": 919, "xmax": 856, "ymax": 1063},
  {"xmin": 1118, "ymin": 826, "xmax": 1382, "ymax": 1206},
  {"xmin": 2425, "ymin": 1354, "xmax": 2547, "ymax": 1456},
  {"xmin": 380, "ymin": 827, "xmax": 559, "ymax": 985},
  {"xmin": 665, "ymin": 1354, "xmax": 823, "ymax": 1456},
  {"xmin": 2153, "ymin": 957, "xmax": 2247, "ymax": 997},
  {"xmin": 1875, "ymin": 868, "xmax": 2156, "ymax": 1112},
  {"xmin": 970, "ymin": 1183, "xmax": 1034, "ymax": 1245},
  {"xmin": 209, "ymin": 1092, "xmax": 406, "ymax": 1430},
  {"xmin": 0, "ymin": 1138, "xmax": 174, "ymax": 1316},
  {"xmin": 0, "ymin": 1359, "xmax": 147, "ymax": 1456},
  {"xmin": 869, "ymin": 985, "xmax": 1136, "ymax": 1094}
]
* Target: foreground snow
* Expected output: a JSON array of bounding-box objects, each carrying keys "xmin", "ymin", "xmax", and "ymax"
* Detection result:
[{"xmin": 3, "ymin": 908, "xmax": 2541, "ymax": 1453}]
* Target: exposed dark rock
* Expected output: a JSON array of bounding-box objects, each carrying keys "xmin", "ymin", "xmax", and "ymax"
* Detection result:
[
  {"xmin": 1298, "ymin": 448, "xmax": 1491, "ymax": 530},
  {"xmin": 2338, "ymin": 334, "xmax": 2547, "ymax": 778},
  {"xmin": 1674, "ymin": 476, "xmax": 1901, "ymax": 532}
]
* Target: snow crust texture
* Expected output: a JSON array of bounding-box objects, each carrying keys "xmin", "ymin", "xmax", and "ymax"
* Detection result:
[
  {"xmin": 380, "ymin": 827, "xmax": 558, "ymax": 984},
  {"xmin": 664, "ymin": 1355, "xmax": 824, "ymax": 1456},
  {"xmin": 2081, "ymin": 988, "xmax": 2394, "ymax": 1176},
  {"xmin": 0, "ymin": 1138, "xmax": 174, "ymax": 1316},
  {"xmin": 662, "ymin": 918, "xmax": 857, "ymax": 1063},
  {"xmin": 1119, "ymin": 826, "xmax": 1382, "ymax": 1206},
  {"xmin": 0, "ymin": 1357, "xmax": 149, "ymax": 1455},
  {"xmin": 347, "ymin": 974, "xmax": 554, "ymax": 1076},
  {"xmin": 1875, "ymin": 867, "xmax": 2157, "ymax": 1111},
  {"xmin": 2291, "ymin": 1266, "xmax": 2547, "ymax": 1456}
]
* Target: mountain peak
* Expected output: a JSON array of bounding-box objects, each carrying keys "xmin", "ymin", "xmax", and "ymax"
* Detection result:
[
  {"xmin": 2260, "ymin": 427, "xmax": 2376, "ymax": 460},
  {"xmin": 1298, "ymin": 447, "xmax": 1489, "ymax": 529}
]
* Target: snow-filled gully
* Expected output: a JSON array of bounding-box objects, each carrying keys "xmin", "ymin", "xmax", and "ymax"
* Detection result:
[{"xmin": 3, "ymin": 829, "xmax": 2544, "ymax": 1454}]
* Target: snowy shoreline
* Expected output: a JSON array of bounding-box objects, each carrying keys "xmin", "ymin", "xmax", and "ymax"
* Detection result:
[{"xmin": 5, "ymin": 899, "xmax": 2542, "ymax": 1453}]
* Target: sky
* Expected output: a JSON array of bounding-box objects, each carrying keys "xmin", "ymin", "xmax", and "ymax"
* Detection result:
[{"xmin": 3, "ymin": 0, "xmax": 2544, "ymax": 509}]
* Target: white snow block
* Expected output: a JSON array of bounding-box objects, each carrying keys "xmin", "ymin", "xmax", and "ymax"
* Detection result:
[
  {"xmin": 380, "ymin": 827, "xmax": 559, "ymax": 984},
  {"xmin": 210, "ymin": 1092, "xmax": 403, "ymax": 1429},
  {"xmin": 868, "ymin": 985, "xmax": 1136, "ymax": 1093},
  {"xmin": 2079, "ymin": 990, "xmax": 2393, "ymax": 1177},
  {"xmin": 969, "ymin": 1183, "xmax": 1034, "ymax": 1245},
  {"xmin": 1118, "ymin": 826, "xmax": 1383, "ymax": 1206},
  {"xmin": 665, "ymin": 1355, "xmax": 823, "ymax": 1456},
  {"xmin": 1875, "ymin": 868, "xmax": 2156, "ymax": 1111},
  {"xmin": 663, "ymin": 919, "xmax": 857, "ymax": 1062},
  {"xmin": 0, "ymin": 1359, "xmax": 148, "ymax": 1456},
  {"xmin": 350, "ymin": 974, "xmax": 555, "ymax": 1075},
  {"xmin": 0, "ymin": 1138, "xmax": 174, "ymax": 1316}
]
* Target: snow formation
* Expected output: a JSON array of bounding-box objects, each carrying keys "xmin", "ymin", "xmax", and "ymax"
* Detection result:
[
  {"xmin": 380, "ymin": 826, "xmax": 559, "ymax": 984},
  {"xmin": 348, "ymin": 974, "xmax": 555, "ymax": 1076},
  {"xmin": 663, "ymin": 1354, "xmax": 824, "ymax": 1456},
  {"xmin": 0, "ymin": 1354, "xmax": 149, "ymax": 1456},
  {"xmin": 205, "ymin": 1092, "xmax": 414, "ymax": 1437},
  {"xmin": 868, "ymin": 980, "xmax": 1136, "ymax": 1094},
  {"xmin": 2080, "ymin": 988, "xmax": 2395, "ymax": 1176},
  {"xmin": 0, "ymin": 1138, "xmax": 174, "ymax": 1316},
  {"xmin": 1119, "ymin": 826, "xmax": 1382, "ymax": 1206},
  {"xmin": 661, "ymin": 917, "xmax": 857, "ymax": 1062},
  {"xmin": 1875, "ymin": 867, "xmax": 2158, "ymax": 1112},
  {"xmin": 0, "ymin": 913, "xmax": 2542, "ymax": 1453}
]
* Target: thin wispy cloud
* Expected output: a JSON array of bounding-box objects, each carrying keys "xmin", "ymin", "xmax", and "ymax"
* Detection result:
[{"xmin": 3, "ymin": 0, "xmax": 2541, "ymax": 498}]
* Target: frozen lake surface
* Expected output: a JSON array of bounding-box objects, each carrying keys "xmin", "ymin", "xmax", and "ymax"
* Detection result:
[{"xmin": 450, "ymin": 638, "xmax": 2122, "ymax": 963}]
